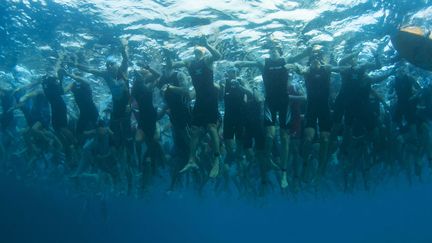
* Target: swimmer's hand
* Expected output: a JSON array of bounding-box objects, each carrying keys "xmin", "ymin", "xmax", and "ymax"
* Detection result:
[
  {"xmin": 161, "ymin": 84, "xmax": 169, "ymax": 93},
  {"xmin": 121, "ymin": 38, "xmax": 129, "ymax": 47},
  {"xmin": 284, "ymin": 64, "xmax": 297, "ymax": 70},
  {"xmin": 162, "ymin": 47, "xmax": 171, "ymax": 56},
  {"xmin": 57, "ymin": 68, "xmax": 67, "ymax": 78},
  {"xmin": 64, "ymin": 54, "xmax": 78, "ymax": 66},
  {"xmin": 125, "ymin": 104, "xmax": 131, "ymax": 113}
]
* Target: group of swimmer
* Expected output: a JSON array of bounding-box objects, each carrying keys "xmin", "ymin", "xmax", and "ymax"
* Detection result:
[{"xmin": 1, "ymin": 35, "xmax": 432, "ymax": 196}]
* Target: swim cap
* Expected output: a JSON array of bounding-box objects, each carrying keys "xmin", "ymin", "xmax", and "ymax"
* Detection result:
[
  {"xmin": 106, "ymin": 56, "xmax": 117, "ymax": 65},
  {"xmin": 194, "ymin": 46, "xmax": 206, "ymax": 55},
  {"xmin": 42, "ymin": 75, "xmax": 57, "ymax": 84}
]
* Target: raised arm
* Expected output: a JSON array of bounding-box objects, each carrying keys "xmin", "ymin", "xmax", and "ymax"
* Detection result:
[
  {"xmin": 338, "ymin": 52, "xmax": 359, "ymax": 66},
  {"xmin": 161, "ymin": 72, "xmax": 190, "ymax": 97},
  {"xmin": 200, "ymin": 37, "xmax": 221, "ymax": 64},
  {"xmin": 169, "ymin": 72, "xmax": 190, "ymax": 95},
  {"xmin": 67, "ymin": 72, "xmax": 89, "ymax": 84},
  {"xmin": 10, "ymin": 90, "xmax": 42, "ymax": 112},
  {"xmin": 67, "ymin": 51, "xmax": 105, "ymax": 78},
  {"xmin": 146, "ymin": 65, "xmax": 161, "ymax": 81},
  {"xmin": 370, "ymin": 88, "xmax": 389, "ymax": 109},
  {"xmin": 75, "ymin": 63, "xmax": 106, "ymax": 78},
  {"xmin": 54, "ymin": 52, "xmax": 65, "ymax": 77},
  {"xmin": 234, "ymin": 60, "xmax": 264, "ymax": 70},
  {"xmin": 13, "ymin": 80, "xmax": 41, "ymax": 95},
  {"xmin": 285, "ymin": 63, "xmax": 308, "ymax": 75},
  {"xmin": 285, "ymin": 47, "xmax": 312, "ymax": 64},
  {"xmin": 369, "ymin": 72, "xmax": 391, "ymax": 84},
  {"xmin": 63, "ymin": 72, "xmax": 90, "ymax": 93},
  {"xmin": 119, "ymin": 38, "xmax": 129, "ymax": 76},
  {"xmin": 171, "ymin": 60, "xmax": 189, "ymax": 69}
]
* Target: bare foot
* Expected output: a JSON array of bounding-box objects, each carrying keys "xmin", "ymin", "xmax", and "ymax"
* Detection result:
[
  {"xmin": 209, "ymin": 158, "xmax": 220, "ymax": 178},
  {"xmin": 179, "ymin": 162, "xmax": 199, "ymax": 173},
  {"xmin": 281, "ymin": 171, "xmax": 288, "ymax": 189}
]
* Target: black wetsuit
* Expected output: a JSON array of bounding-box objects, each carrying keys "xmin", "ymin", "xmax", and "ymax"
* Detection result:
[
  {"xmin": 42, "ymin": 76, "xmax": 68, "ymax": 131},
  {"xmin": 304, "ymin": 66, "xmax": 331, "ymax": 131},
  {"xmin": 243, "ymin": 94, "xmax": 265, "ymax": 150},
  {"xmin": 334, "ymin": 68, "xmax": 357, "ymax": 124},
  {"xmin": 337, "ymin": 68, "xmax": 378, "ymax": 135},
  {"xmin": 223, "ymin": 79, "xmax": 247, "ymax": 140},
  {"xmin": 350, "ymin": 80, "xmax": 377, "ymax": 136},
  {"xmin": 160, "ymin": 72, "xmax": 192, "ymax": 130},
  {"xmin": 132, "ymin": 78, "xmax": 157, "ymax": 137},
  {"xmin": 187, "ymin": 59, "xmax": 219, "ymax": 127},
  {"xmin": 0, "ymin": 90, "xmax": 16, "ymax": 131},
  {"xmin": 103, "ymin": 72, "xmax": 131, "ymax": 146},
  {"xmin": 71, "ymin": 81, "xmax": 99, "ymax": 134},
  {"xmin": 393, "ymin": 74, "xmax": 417, "ymax": 126},
  {"xmin": 28, "ymin": 93, "xmax": 51, "ymax": 128},
  {"xmin": 417, "ymin": 87, "xmax": 432, "ymax": 122},
  {"xmin": 262, "ymin": 58, "xmax": 290, "ymax": 128},
  {"xmin": 160, "ymin": 71, "xmax": 192, "ymax": 158}
]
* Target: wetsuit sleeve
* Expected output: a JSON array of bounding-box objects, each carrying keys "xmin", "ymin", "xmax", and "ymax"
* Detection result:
[
  {"xmin": 171, "ymin": 60, "xmax": 188, "ymax": 69},
  {"xmin": 76, "ymin": 64, "xmax": 106, "ymax": 78},
  {"xmin": 233, "ymin": 60, "xmax": 263, "ymax": 70},
  {"xmin": 290, "ymin": 63, "xmax": 307, "ymax": 75},
  {"xmin": 68, "ymin": 73, "xmax": 90, "ymax": 84},
  {"xmin": 147, "ymin": 66, "xmax": 161, "ymax": 83},
  {"xmin": 204, "ymin": 43, "xmax": 222, "ymax": 65},
  {"xmin": 166, "ymin": 72, "xmax": 190, "ymax": 96},
  {"xmin": 120, "ymin": 44, "xmax": 129, "ymax": 76},
  {"xmin": 117, "ymin": 42, "xmax": 129, "ymax": 85},
  {"xmin": 338, "ymin": 52, "xmax": 359, "ymax": 66},
  {"xmin": 177, "ymin": 72, "xmax": 188, "ymax": 88},
  {"xmin": 369, "ymin": 72, "xmax": 391, "ymax": 84}
]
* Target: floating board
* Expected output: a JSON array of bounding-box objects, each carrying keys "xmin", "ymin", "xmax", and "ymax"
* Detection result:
[{"xmin": 391, "ymin": 26, "xmax": 432, "ymax": 71}]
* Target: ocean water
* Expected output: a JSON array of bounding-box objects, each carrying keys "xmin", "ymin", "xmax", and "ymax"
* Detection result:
[{"xmin": 1, "ymin": 0, "xmax": 432, "ymax": 242}]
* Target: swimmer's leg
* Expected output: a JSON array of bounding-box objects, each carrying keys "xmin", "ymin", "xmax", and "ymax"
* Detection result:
[
  {"xmin": 180, "ymin": 126, "xmax": 201, "ymax": 173},
  {"xmin": 301, "ymin": 127, "xmax": 315, "ymax": 183},
  {"xmin": 318, "ymin": 131, "xmax": 330, "ymax": 179},
  {"xmin": 208, "ymin": 123, "xmax": 221, "ymax": 178},
  {"xmin": 280, "ymin": 127, "xmax": 290, "ymax": 189}
]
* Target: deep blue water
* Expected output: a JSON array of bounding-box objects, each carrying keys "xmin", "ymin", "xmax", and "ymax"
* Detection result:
[{"xmin": 2, "ymin": 175, "xmax": 432, "ymax": 243}]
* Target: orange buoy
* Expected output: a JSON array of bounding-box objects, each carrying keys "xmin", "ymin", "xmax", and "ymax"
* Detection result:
[{"xmin": 391, "ymin": 26, "xmax": 432, "ymax": 71}]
